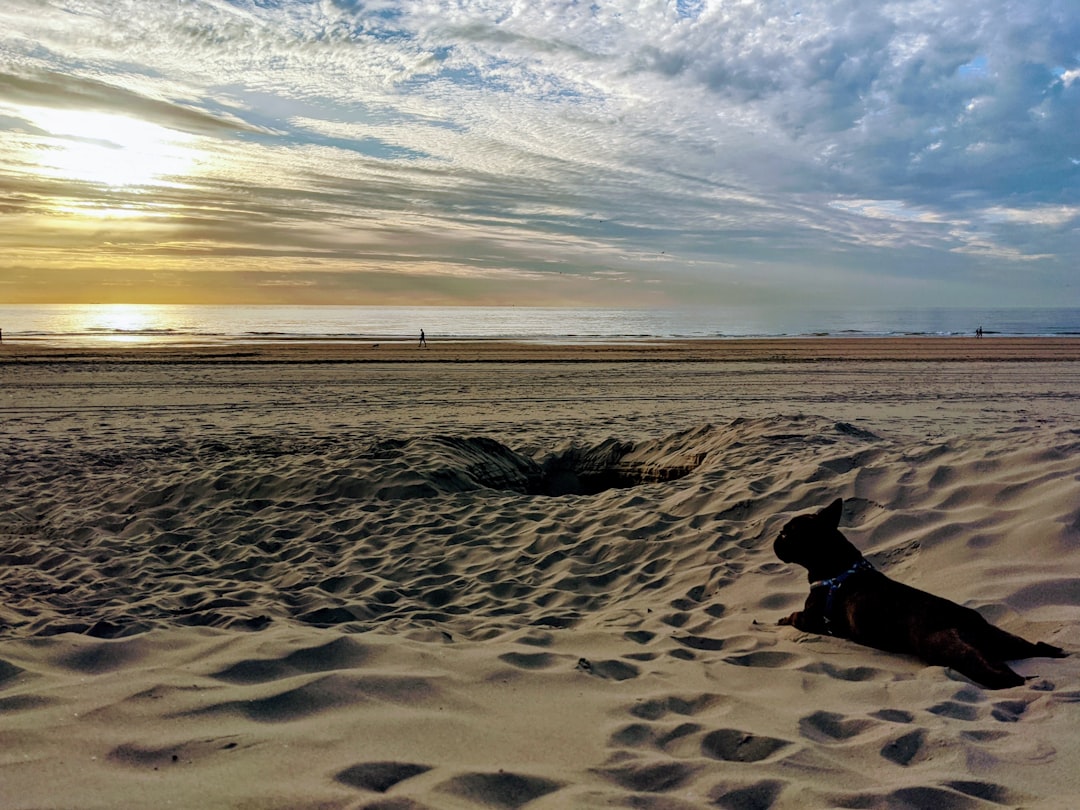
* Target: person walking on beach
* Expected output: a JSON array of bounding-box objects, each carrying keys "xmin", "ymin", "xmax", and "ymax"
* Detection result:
[{"xmin": 419, "ymin": 328, "xmax": 427, "ymax": 348}]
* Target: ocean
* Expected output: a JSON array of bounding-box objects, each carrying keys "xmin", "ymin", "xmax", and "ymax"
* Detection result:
[{"xmin": 1, "ymin": 304, "xmax": 1079, "ymax": 346}]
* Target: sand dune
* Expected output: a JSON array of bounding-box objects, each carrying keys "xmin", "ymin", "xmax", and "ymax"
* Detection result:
[{"xmin": 1, "ymin": 345, "xmax": 1079, "ymax": 808}]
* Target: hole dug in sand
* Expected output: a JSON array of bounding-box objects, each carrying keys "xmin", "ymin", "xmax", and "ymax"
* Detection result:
[
  {"xmin": 534, "ymin": 438, "xmax": 706, "ymax": 496},
  {"xmin": 369, "ymin": 429, "xmax": 712, "ymax": 499}
]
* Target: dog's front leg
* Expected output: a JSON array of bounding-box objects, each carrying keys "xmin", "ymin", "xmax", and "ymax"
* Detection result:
[{"xmin": 779, "ymin": 611, "xmax": 808, "ymax": 630}]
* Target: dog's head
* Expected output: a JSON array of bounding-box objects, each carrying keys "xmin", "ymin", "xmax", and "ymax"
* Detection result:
[{"xmin": 774, "ymin": 498, "xmax": 864, "ymax": 578}]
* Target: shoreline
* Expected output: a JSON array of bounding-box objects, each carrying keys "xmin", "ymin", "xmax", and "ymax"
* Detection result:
[{"xmin": 3, "ymin": 335, "xmax": 1080, "ymax": 363}]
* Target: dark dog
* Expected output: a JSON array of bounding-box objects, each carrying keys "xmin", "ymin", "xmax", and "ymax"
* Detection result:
[{"xmin": 774, "ymin": 498, "xmax": 1066, "ymax": 689}]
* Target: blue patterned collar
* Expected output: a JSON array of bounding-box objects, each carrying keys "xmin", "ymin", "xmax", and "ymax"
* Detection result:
[{"xmin": 810, "ymin": 559, "xmax": 875, "ymax": 634}]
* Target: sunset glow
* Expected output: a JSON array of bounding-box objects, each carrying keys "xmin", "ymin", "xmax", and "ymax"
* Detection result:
[{"xmin": 17, "ymin": 107, "xmax": 200, "ymax": 189}]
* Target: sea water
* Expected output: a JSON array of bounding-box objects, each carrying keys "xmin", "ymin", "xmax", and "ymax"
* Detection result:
[{"xmin": 1, "ymin": 304, "xmax": 1079, "ymax": 346}]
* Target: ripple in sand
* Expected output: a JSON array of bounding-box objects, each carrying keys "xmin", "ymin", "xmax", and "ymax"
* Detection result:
[
  {"xmin": 186, "ymin": 673, "xmax": 442, "ymax": 723},
  {"xmin": 0, "ymin": 658, "xmax": 24, "ymax": 686},
  {"xmin": 55, "ymin": 636, "xmax": 152, "ymax": 674},
  {"xmin": 296, "ymin": 605, "xmax": 372, "ymax": 627},
  {"xmin": 0, "ymin": 694, "xmax": 52, "ymax": 713},
  {"xmin": 530, "ymin": 613, "xmax": 580, "ymax": 629},
  {"xmin": 210, "ymin": 637, "xmax": 373, "ymax": 684}
]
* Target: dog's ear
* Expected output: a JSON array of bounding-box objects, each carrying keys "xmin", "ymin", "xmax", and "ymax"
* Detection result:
[{"xmin": 820, "ymin": 497, "xmax": 843, "ymax": 527}]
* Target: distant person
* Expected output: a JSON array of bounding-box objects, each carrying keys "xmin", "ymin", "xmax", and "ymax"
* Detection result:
[
  {"xmin": 419, "ymin": 329, "xmax": 427, "ymax": 348},
  {"xmin": 976, "ymin": 326, "xmax": 984, "ymax": 338}
]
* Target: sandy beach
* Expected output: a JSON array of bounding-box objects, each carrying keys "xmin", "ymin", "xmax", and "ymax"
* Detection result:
[{"xmin": 2, "ymin": 338, "xmax": 1080, "ymax": 809}]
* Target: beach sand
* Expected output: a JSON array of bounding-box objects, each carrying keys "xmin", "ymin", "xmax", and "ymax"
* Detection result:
[{"xmin": 2, "ymin": 338, "xmax": 1080, "ymax": 809}]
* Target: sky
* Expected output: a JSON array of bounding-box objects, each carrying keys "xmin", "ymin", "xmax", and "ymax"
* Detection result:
[{"xmin": 1, "ymin": 0, "xmax": 1078, "ymax": 307}]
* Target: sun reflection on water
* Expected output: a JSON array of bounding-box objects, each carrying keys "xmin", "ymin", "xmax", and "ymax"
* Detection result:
[{"xmin": 77, "ymin": 304, "xmax": 174, "ymax": 343}]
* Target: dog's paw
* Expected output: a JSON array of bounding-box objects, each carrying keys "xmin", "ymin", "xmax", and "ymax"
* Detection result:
[
  {"xmin": 1035, "ymin": 642, "xmax": 1068, "ymax": 659},
  {"xmin": 778, "ymin": 613, "xmax": 799, "ymax": 627}
]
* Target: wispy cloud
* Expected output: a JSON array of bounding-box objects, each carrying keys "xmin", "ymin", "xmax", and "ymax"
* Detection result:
[{"xmin": 1, "ymin": 0, "xmax": 1077, "ymax": 305}]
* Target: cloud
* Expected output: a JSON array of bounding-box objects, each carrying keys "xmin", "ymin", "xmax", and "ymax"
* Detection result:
[
  {"xmin": 0, "ymin": 0, "xmax": 1077, "ymax": 305},
  {"xmin": 828, "ymin": 199, "xmax": 946, "ymax": 224},
  {"xmin": 982, "ymin": 205, "xmax": 1080, "ymax": 228},
  {"xmin": 0, "ymin": 70, "xmax": 264, "ymax": 136}
]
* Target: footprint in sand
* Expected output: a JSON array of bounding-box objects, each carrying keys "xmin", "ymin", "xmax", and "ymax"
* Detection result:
[
  {"xmin": 597, "ymin": 760, "xmax": 702, "ymax": 793},
  {"xmin": 798, "ymin": 660, "xmax": 893, "ymax": 682},
  {"xmin": 434, "ymin": 771, "xmax": 563, "ymax": 809},
  {"xmin": 870, "ymin": 708, "xmax": 915, "ymax": 724},
  {"xmin": 629, "ymin": 693, "xmax": 724, "ymax": 721},
  {"xmin": 673, "ymin": 634, "xmax": 727, "ymax": 652},
  {"xmin": 609, "ymin": 721, "xmax": 702, "ymax": 755},
  {"xmin": 944, "ymin": 779, "xmax": 1025, "ymax": 804},
  {"xmin": 723, "ymin": 650, "xmax": 800, "ymax": 669},
  {"xmin": 990, "ymin": 699, "xmax": 1028, "ymax": 723},
  {"xmin": 700, "ymin": 729, "xmax": 792, "ymax": 763},
  {"xmin": 108, "ymin": 737, "xmax": 246, "ymax": 768},
  {"xmin": 602, "ymin": 700, "xmax": 794, "ymax": 799},
  {"xmin": 798, "ymin": 710, "xmax": 880, "ymax": 744},
  {"xmin": 928, "ymin": 700, "xmax": 981, "ymax": 721},
  {"xmin": 710, "ymin": 779, "xmax": 786, "ymax": 810},
  {"xmin": 901, "ymin": 783, "xmax": 1026, "ymax": 809},
  {"xmin": 879, "ymin": 729, "xmax": 928, "ymax": 766},
  {"xmin": 498, "ymin": 651, "xmax": 561, "ymax": 670},
  {"xmin": 575, "ymin": 657, "xmax": 639, "ymax": 681},
  {"xmin": 845, "ymin": 782, "xmax": 1023, "ymax": 810},
  {"xmin": 624, "ymin": 630, "xmax": 656, "ymax": 645},
  {"xmin": 334, "ymin": 761, "xmax": 432, "ymax": 793}
]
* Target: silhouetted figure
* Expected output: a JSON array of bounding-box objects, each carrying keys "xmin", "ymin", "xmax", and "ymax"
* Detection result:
[
  {"xmin": 419, "ymin": 329, "xmax": 427, "ymax": 348},
  {"xmin": 976, "ymin": 326, "xmax": 984, "ymax": 338}
]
